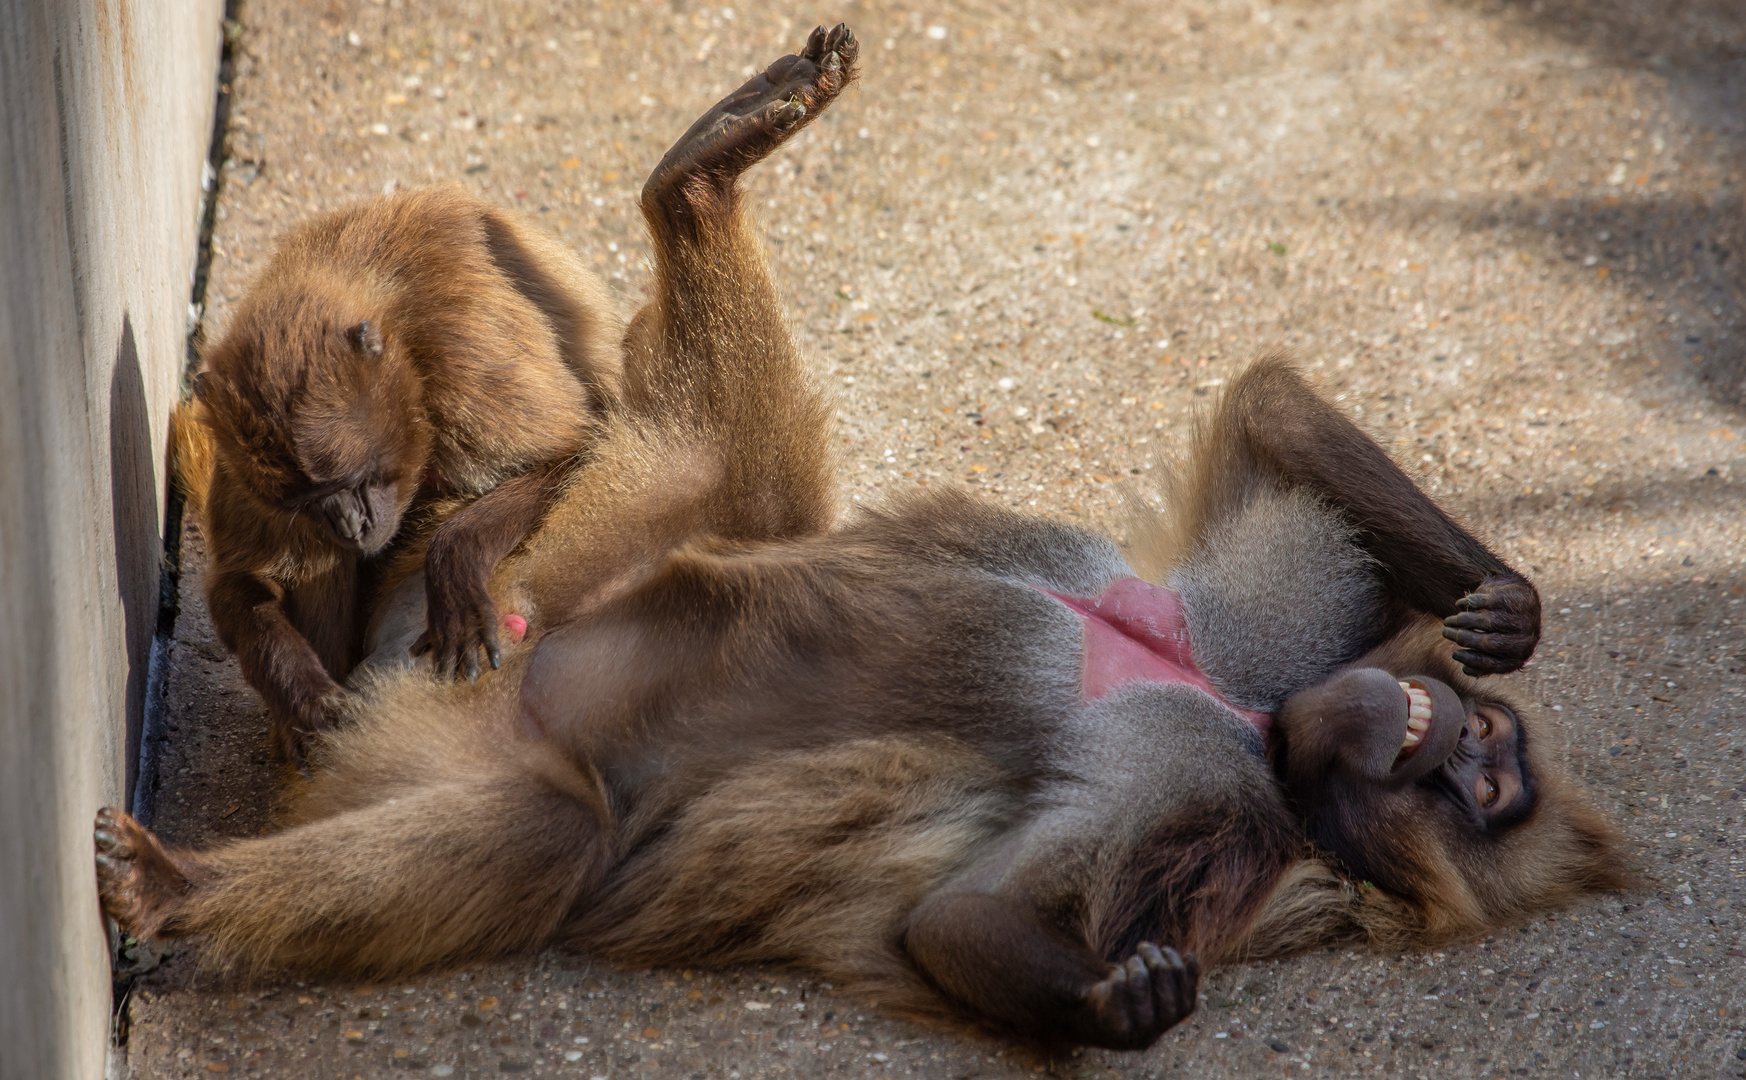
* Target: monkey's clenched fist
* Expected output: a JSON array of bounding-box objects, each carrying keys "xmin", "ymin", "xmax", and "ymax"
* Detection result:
[
  {"xmin": 1076, "ymin": 944, "xmax": 1201, "ymax": 1050},
  {"xmin": 1443, "ymin": 573, "xmax": 1541, "ymax": 676}
]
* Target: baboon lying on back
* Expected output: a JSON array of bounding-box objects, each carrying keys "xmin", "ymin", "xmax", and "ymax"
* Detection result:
[{"xmin": 96, "ymin": 26, "xmax": 1621, "ymax": 1050}]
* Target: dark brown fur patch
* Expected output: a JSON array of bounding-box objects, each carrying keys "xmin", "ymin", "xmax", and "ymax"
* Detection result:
[{"xmin": 1086, "ymin": 794, "xmax": 1302, "ymax": 966}]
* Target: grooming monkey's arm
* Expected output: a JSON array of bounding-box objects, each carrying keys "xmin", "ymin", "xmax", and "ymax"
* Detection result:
[
  {"xmin": 414, "ymin": 460, "xmax": 570, "ymax": 679},
  {"xmin": 1215, "ymin": 360, "xmax": 1539, "ymax": 673},
  {"xmin": 903, "ymin": 892, "xmax": 1199, "ymax": 1050},
  {"xmin": 206, "ymin": 568, "xmax": 348, "ymax": 763}
]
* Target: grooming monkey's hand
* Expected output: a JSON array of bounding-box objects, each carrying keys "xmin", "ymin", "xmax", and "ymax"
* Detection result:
[
  {"xmin": 1076, "ymin": 943, "xmax": 1201, "ymax": 1050},
  {"xmin": 1443, "ymin": 573, "xmax": 1541, "ymax": 676},
  {"xmin": 279, "ymin": 681, "xmax": 353, "ymax": 766},
  {"xmin": 413, "ymin": 556, "xmax": 501, "ymax": 683}
]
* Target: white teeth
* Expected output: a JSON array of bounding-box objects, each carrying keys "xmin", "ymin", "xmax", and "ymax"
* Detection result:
[{"xmin": 1399, "ymin": 682, "xmax": 1433, "ymax": 752}]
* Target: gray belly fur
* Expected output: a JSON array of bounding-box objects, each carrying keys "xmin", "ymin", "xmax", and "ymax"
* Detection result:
[{"xmin": 1168, "ymin": 484, "xmax": 1384, "ymax": 712}]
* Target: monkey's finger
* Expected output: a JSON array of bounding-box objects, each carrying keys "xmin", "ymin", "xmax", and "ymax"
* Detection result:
[
  {"xmin": 1121, "ymin": 954, "xmax": 1155, "ymax": 1032},
  {"xmin": 1453, "ymin": 650, "xmax": 1518, "ymax": 674},
  {"xmin": 802, "ymin": 24, "xmax": 828, "ymax": 59},
  {"xmin": 1136, "ymin": 943, "xmax": 1169, "ymax": 997},
  {"xmin": 481, "ymin": 621, "xmax": 502, "ymax": 672},
  {"xmin": 1454, "ymin": 586, "xmax": 1520, "ymax": 611},
  {"xmin": 1150, "ymin": 946, "xmax": 1186, "ymax": 1010},
  {"xmin": 1444, "ymin": 610, "xmax": 1506, "ymax": 632},
  {"xmin": 1451, "ymin": 649, "xmax": 1521, "ymax": 676},
  {"xmin": 1442, "ymin": 626, "xmax": 1536, "ymax": 654},
  {"xmin": 463, "ymin": 649, "xmax": 480, "ymax": 684},
  {"xmin": 1137, "ymin": 941, "xmax": 1167, "ymax": 971},
  {"xmin": 1179, "ymin": 951, "xmax": 1202, "ymax": 1017},
  {"xmin": 1443, "ymin": 636, "xmax": 1536, "ymax": 667},
  {"xmin": 409, "ymin": 631, "xmax": 432, "ymax": 658}
]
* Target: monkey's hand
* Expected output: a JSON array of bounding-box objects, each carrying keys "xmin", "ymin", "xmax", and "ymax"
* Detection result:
[
  {"xmin": 1074, "ymin": 943, "xmax": 1200, "ymax": 1051},
  {"xmin": 1442, "ymin": 573, "xmax": 1541, "ymax": 677},
  {"xmin": 278, "ymin": 683, "xmax": 354, "ymax": 767},
  {"xmin": 413, "ymin": 560, "xmax": 501, "ymax": 683}
]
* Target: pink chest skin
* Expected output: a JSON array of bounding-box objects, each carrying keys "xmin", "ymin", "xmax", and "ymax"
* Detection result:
[{"xmin": 1042, "ymin": 577, "xmax": 1273, "ymax": 739}]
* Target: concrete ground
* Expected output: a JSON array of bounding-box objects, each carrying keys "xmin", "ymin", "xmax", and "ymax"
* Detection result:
[{"xmin": 118, "ymin": 0, "xmax": 1746, "ymax": 1076}]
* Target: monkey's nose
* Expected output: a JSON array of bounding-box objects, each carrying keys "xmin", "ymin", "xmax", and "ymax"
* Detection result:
[
  {"xmin": 334, "ymin": 506, "xmax": 362, "ymax": 540},
  {"xmin": 322, "ymin": 493, "xmax": 367, "ymax": 544}
]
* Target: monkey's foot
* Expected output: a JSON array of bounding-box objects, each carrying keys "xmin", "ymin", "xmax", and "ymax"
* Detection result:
[
  {"xmin": 1076, "ymin": 943, "xmax": 1201, "ymax": 1051},
  {"xmin": 1443, "ymin": 572, "xmax": 1541, "ymax": 676},
  {"xmin": 94, "ymin": 807, "xmax": 199, "ymax": 939},
  {"xmin": 644, "ymin": 23, "xmax": 859, "ymax": 207}
]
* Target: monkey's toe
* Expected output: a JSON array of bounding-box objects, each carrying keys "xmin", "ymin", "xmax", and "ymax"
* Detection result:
[
  {"xmin": 643, "ymin": 25, "xmax": 858, "ymax": 204},
  {"xmin": 94, "ymin": 808, "xmax": 188, "ymax": 937}
]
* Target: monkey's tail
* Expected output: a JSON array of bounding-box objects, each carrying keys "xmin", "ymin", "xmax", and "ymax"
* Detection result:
[{"xmin": 170, "ymin": 399, "xmax": 215, "ymax": 514}]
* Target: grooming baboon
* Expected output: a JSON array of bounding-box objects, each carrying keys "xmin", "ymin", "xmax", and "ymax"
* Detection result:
[
  {"xmin": 182, "ymin": 184, "xmax": 622, "ymax": 761},
  {"xmin": 98, "ymin": 26, "xmax": 1622, "ymax": 1051}
]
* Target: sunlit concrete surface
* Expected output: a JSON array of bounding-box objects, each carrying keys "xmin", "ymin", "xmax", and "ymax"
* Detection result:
[{"xmin": 119, "ymin": 1, "xmax": 1744, "ymax": 1077}]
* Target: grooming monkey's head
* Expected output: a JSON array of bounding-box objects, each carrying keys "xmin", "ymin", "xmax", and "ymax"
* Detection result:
[
  {"xmin": 198, "ymin": 281, "xmax": 429, "ymax": 555},
  {"xmin": 1274, "ymin": 662, "xmax": 1624, "ymax": 938}
]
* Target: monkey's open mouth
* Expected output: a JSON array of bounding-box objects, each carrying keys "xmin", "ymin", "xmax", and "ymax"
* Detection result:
[{"xmin": 1398, "ymin": 681, "xmax": 1433, "ymax": 756}]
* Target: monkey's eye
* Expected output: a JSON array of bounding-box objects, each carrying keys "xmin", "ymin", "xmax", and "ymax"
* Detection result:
[
  {"xmin": 1470, "ymin": 711, "xmax": 1494, "ymax": 740},
  {"xmin": 1476, "ymin": 774, "xmax": 1500, "ymax": 808}
]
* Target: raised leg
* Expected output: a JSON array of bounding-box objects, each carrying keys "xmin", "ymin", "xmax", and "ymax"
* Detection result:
[
  {"xmin": 484, "ymin": 29, "xmax": 863, "ymax": 623},
  {"xmin": 93, "ymin": 751, "xmax": 608, "ymax": 978},
  {"xmin": 1183, "ymin": 357, "xmax": 1540, "ymax": 675},
  {"xmin": 617, "ymin": 25, "xmax": 860, "ymax": 543}
]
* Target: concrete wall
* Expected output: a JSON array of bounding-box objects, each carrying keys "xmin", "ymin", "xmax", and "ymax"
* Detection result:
[{"xmin": 0, "ymin": 1, "xmax": 223, "ymax": 1076}]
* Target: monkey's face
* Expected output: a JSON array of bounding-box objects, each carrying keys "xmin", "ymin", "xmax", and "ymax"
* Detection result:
[
  {"xmin": 202, "ymin": 318, "xmax": 429, "ymax": 555},
  {"xmin": 1273, "ymin": 667, "xmax": 1545, "ymax": 907}
]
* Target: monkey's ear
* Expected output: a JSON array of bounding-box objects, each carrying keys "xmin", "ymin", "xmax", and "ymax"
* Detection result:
[
  {"xmin": 191, "ymin": 371, "xmax": 209, "ymax": 401},
  {"xmin": 347, "ymin": 320, "xmax": 385, "ymax": 357}
]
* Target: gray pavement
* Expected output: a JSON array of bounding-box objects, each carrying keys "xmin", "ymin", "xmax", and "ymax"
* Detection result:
[{"xmin": 120, "ymin": 0, "xmax": 1746, "ymax": 1076}]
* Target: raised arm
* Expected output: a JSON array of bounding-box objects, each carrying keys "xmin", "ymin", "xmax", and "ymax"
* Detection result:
[{"xmin": 1180, "ymin": 357, "xmax": 1540, "ymax": 675}]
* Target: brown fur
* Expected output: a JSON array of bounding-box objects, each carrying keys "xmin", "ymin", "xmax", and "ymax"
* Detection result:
[
  {"xmin": 188, "ymin": 184, "xmax": 624, "ymax": 759},
  {"xmin": 96, "ymin": 26, "xmax": 1623, "ymax": 1052}
]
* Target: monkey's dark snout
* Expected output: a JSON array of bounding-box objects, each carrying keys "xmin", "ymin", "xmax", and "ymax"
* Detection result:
[{"xmin": 320, "ymin": 488, "xmax": 372, "ymax": 549}]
